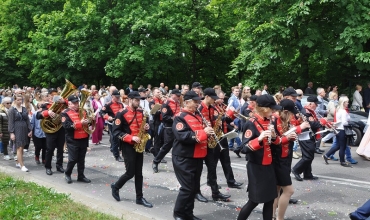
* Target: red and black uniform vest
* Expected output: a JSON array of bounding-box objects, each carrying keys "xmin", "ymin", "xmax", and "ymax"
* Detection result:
[
  {"xmin": 198, "ymin": 102, "xmax": 216, "ymax": 127},
  {"xmin": 240, "ymin": 113, "xmax": 282, "ymax": 165},
  {"xmin": 161, "ymin": 98, "xmax": 180, "ymax": 127},
  {"xmin": 101, "ymin": 100, "xmax": 124, "ymax": 121},
  {"xmin": 112, "ymin": 106, "xmax": 146, "ymax": 146},
  {"xmin": 36, "ymin": 103, "xmax": 53, "ymax": 120},
  {"xmin": 60, "ymin": 108, "xmax": 89, "ymax": 139},
  {"xmin": 172, "ymin": 110, "xmax": 208, "ymax": 158}
]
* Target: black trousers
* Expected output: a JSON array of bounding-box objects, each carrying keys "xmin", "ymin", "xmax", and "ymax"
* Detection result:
[
  {"xmin": 108, "ymin": 124, "xmax": 120, "ymax": 158},
  {"xmin": 65, "ymin": 137, "xmax": 88, "ymax": 178},
  {"xmin": 173, "ymin": 155, "xmax": 203, "ymax": 218},
  {"xmin": 33, "ymin": 135, "xmax": 46, "ymax": 160},
  {"xmin": 213, "ymin": 138, "xmax": 236, "ymax": 184},
  {"xmin": 201, "ymin": 147, "xmax": 219, "ymax": 194},
  {"xmin": 45, "ymin": 128, "xmax": 65, "ymax": 169},
  {"xmin": 152, "ymin": 122, "xmax": 164, "ymax": 156},
  {"xmin": 293, "ymin": 139, "xmax": 315, "ymax": 178},
  {"xmin": 153, "ymin": 127, "xmax": 173, "ymax": 164},
  {"xmin": 115, "ymin": 144, "xmax": 144, "ymax": 199}
]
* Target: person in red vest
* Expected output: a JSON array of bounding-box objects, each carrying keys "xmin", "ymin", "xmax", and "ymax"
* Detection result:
[
  {"xmin": 36, "ymin": 88, "xmax": 66, "ymax": 176},
  {"xmin": 238, "ymin": 94, "xmax": 282, "ymax": 220},
  {"xmin": 292, "ymin": 96, "xmax": 328, "ymax": 181},
  {"xmin": 101, "ymin": 90, "xmax": 124, "ymax": 162},
  {"xmin": 172, "ymin": 91, "xmax": 214, "ymax": 220},
  {"xmin": 152, "ymin": 89, "xmax": 181, "ymax": 173},
  {"xmin": 60, "ymin": 95, "xmax": 91, "ymax": 184},
  {"xmin": 110, "ymin": 91, "xmax": 153, "ymax": 208}
]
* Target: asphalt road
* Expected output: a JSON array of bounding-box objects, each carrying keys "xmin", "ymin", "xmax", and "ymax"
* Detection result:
[{"xmin": 1, "ymin": 132, "xmax": 369, "ymax": 220}]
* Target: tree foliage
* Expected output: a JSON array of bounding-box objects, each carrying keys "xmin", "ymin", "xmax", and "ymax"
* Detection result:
[{"xmin": 0, "ymin": 0, "xmax": 369, "ymax": 91}]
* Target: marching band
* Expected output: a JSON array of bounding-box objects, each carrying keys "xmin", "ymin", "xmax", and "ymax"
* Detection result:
[{"xmin": 16, "ymin": 79, "xmax": 347, "ymax": 220}]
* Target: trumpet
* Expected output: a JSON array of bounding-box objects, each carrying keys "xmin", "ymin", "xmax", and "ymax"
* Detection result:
[
  {"xmin": 221, "ymin": 102, "xmax": 250, "ymax": 120},
  {"xmin": 282, "ymin": 126, "xmax": 297, "ymax": 136},
  {"xmin": 315, "ymin": 111, "xmax": 339, "ymax": 135}
]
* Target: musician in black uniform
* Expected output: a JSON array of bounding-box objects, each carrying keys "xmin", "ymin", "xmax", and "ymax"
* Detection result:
[
  {"xmin": 36, "ymin": 88, "xmax": 65, "ymax": 176},
  {"xmin": 292, "ymin": 96, "xmax": 328, "ymax": 181},
  {"xmin": 149, "ymin": 88, "xmax": 165, "ymax": 157},
  {"xmin": 110, "ymin": 91, "xmax": 153, "ymax": 208},
  {"xmin": 238, "ymin": 94, "xmax": 282, "ymax": 220},
  {"xmin": 212, "ymin": 91, "xmax": 243, "ymax": 189},
  {"xmin": 272, "ymin": 99, "xmax": 309, "ymax": 219},
  {"xmin": 101, "ymin": 90, "xmax": 124, "ymax": 162},
  {"xmin": 60, "ymin": 95, "xmax": 91, "ymax": 184},
  {"xmin": 172, "ymin": 91, "xmax": 214, "ymax": 220},
  {"xmin": 152, "ymin": 89, "xmax": 181, "ymax": 173},
  {"xmin": 234, "ymin": 95, "xmax": 257, "ymax": 157},
  {"xmin": 195, "ymin": 88, "xmax": 231, "ymax": 203}
]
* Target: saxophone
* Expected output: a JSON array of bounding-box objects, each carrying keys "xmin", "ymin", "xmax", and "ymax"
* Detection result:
[
  {"xmin": 79, "ymin": 90, "xmax": 96, "ymax": 135},
  {"xmin": 133, "ymin": 111, "xmax": 151, "ymax": 153},
  {"xmin": 209, "ymin": 112, "xmax": 223, "ymax": 148}
]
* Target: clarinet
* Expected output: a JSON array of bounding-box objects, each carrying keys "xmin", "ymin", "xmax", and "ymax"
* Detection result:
[
  {"xmin": 295, "ymin": 106, "xmax": 315, "ymax": 139},
  {"xmin": 267, "ymin": 116, "xmax": 276, "ymax": 145}
]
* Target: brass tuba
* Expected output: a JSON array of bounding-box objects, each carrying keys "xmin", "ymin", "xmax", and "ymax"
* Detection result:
[
  {"xmin": 41, "ymin": 79, "xmax": 77, "ymax": 133},
  {"xmin": 79, "ymin": 89, "xmax": 96, "ymax": 134}
]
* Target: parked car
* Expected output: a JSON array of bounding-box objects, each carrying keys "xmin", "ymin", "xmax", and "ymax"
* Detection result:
[{"xmin": 300, "ymin": 95, "xmax": 368, "ymax": 145}]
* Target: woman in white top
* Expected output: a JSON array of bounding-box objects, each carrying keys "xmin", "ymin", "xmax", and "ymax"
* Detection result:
[
  {"xmin": 351, "ymin": 85, "xmax": 363, "ymax": 111},
  {"xmin": 322, "ymin": 96, "xmax": 352, "ymax": 167}
]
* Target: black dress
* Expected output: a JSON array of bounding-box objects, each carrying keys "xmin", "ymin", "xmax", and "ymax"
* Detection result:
[
  {"xmin": 241, "ymin": 114, "xmax": 278, "ymax": 203},
  {"xmin": 8, "ymin": 106, "xmax": 31, "ymax": 147}
]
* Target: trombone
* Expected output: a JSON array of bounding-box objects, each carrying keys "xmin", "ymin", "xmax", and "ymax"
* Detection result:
[{"xmin": 220, "ymin": 102, "xmax": 250, "ymax": 121}]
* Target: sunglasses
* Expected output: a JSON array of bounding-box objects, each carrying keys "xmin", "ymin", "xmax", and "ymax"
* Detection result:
[{"xmin": 298, "ymin": 94, "xmax": 302, "ymax": 96}]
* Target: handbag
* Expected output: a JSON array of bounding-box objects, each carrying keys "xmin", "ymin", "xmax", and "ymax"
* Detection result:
[{"xmin": 344, "ymin": 125, "xmax": 354, "ymax": 137}]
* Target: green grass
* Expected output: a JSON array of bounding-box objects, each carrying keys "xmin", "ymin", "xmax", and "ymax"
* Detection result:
[{"xmin": 0, "ymin": 172, "xmax": 120, "ymax": 220}]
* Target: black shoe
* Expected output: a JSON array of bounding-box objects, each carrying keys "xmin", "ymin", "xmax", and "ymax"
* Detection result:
[
  {"xmin": 191, "ymin": 215, "xmax": 202, "ymax": 220},
  {"xmin": 111, "ymin": 183, "xmax": 120, "ymax": 201},
  {"xmin": 115, "ymin": 156, "xmax": 124, "ymax": 162},
  {"xmin": 234, "ymin": 150, "xmax": 241, "ymax": 158},
  {"xmin": 348, "ymin": 212, "xmax": 356, "ymax": 220},
  {"xmin": 173, "ymin": 214, "xmax": 186, "ymax": 220},
  {"xmin": 160, "ymin": 159, "xmax": 167, "ymax": 163},
  {"xmin": 136, "ymin": 197, "xmax": 153, "ymax": 208},
  {"xmin": 322, "ymin": 155, "xmax": 329, "ymax": 164},
  {"xmin": 77, "ymin": 177, "xmax": 91, "ymax": 183},
  {"xmin": 65, "ymin": 175, "xmax": 72, "ymax": 184},
  {"xmin": 56, "ymin": 167, "xmax": 65, "ymax": 173},
  {"xmin": 212, "ymin": 192, "xmax": 231, "ymax": 201},
  {"xmin": 319, "ymin": 149, "xmax": 325, "ymax": 153},
  {"xmin": 195, "ymin": 193, "xmax": 208, "ymax": 203},
  {"xmin": 315, "ymin": 149, "xmax": 323, "ymax": 154},
  {"xmin": 341, "ymin": 162, "xmax": 352, "ymax": 168},
  {"xmin": 46, "ymin": 169, "xmax": 53, "ymax": 175},
  {"xmin": 207, "ymin": 182, "xmax": 221, "ymax": 189},
  {"xmin": 291, "ymin": 169, "xmax": 303, "ymax": 181},
  {"xmin": 228, "ymin": 182, "xmax": 243, "ymax": 188},
  {"xmin": 152, "ymin": 162, "xmax": 159, "ymax": 173},
  {"xmin": 289, "ymin": 198, "xmax": 298, "ymax": 204},
  {"xmin": 303, "ymin": 176, "xmax": 319, "ymax": 180}
]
